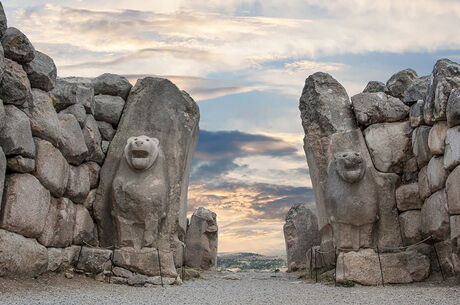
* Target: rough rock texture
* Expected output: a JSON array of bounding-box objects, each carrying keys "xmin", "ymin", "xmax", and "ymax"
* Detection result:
[
  {"xmin": 444, "ymin": 126, "xmax": 460, "ymax": 170},
  {"xmin": 60, "ymin": 103, "xmax": 86, "ymax": 128},
  {"xmin": 351, "ymin": 92, "xmax": 409, "ymax": 126},
  {"xmin": 421, "ymin": 190, "xmax": 450, "ymax": 241},
  {"xmin": 427, "ymin": 156, "xmax": 447, "ymax": 193},
  {"xmin": 6, "ymin": 155, "xmax": 34, "ymax": 173},
  {"xmin": 77, "ymin": 247, "xmax": 112, "ymax": 274},
  {"xmin": 0, "ymin": 148, "xmax": 5, "ymax": 214},
  {"xmin": 399, "ymin": 210, "xmax": 422, "ymax": 245},
  {"xmin": 0, "ymin": 59, "xmax": 32, "ymax": 106},
  {"xmin": 52, "ymin": 78, "xmax": 94, "ymax": 113},
  {"xmin": 446, "ymin": 165, "xmax": 460, "ymax": 214},
  {"xmin": 412, "ymin": 126, "xmax": 432, "ymax": 167},
  {"xmin": 65, "ymin": 165, "xmax": 90, "ymax": 204},
  {"xmin": 22, "ymin": 50, "xmax": 57, "ymax": 91},
  {"xmin": 73, "ymin": 204, "xmax": 97, "ymax": 246},
  {"xmin": 447, "ymin": 87, "xmax": 460, "ymax": 127},
  {"xmin": 0, "ymin": 105, "xmax": 35, "ymax": 157},
  {"xmin": 1, "ymin": 27, "xmax": 35, "ymax": 63},
  {"xmin": 364, "ymin": 122, "xmax": 413, "ymax": 173},
  {"xmin": 97, "ymin": 120, "xmax": 116, "ymax": 141},
  {"xmin": 0, "ymin": 174, "xmax": 50, "ymax": 238},
  {"xmin": 58, "ymin": 113, "xmax": 88, "ymax": 165},
  {"xmin": 0, "ymin": 229, "xmax": 48, "ymax": 276},
  {"xmin": 94, "ymin": 94, "xmax": 125, "ymax": 125},
  {"xmin": 82, "ymin": 161, "xmax": 100, "ymax": 189},
  {"xmin": 403, "ymin": 76, "xmax": 429, "ymax": 104},
  {"xmin": 428, "ymin": 121, "xmax": 448, "ymax": 155},
  {"xmin": 93, "ymin": 73, "xmax": 132, "ymax": 100},
  {"xmin": 386, "ymin": 68, "xmax": 418, "ymax": 99},
  {"xmin": 0, "ymin": 3, "xmax": 6, "ymax": 36},
  {"xmin": 396, "ymin": 183, "xmax": 423, "ymax": 211},
  {"xmin": 410, "ymin": 100, "xmax": 425, "ymax": 127},
  {"xmin": 185, "ymin": 207, "xmax": 219, "ymax": 270},
  {"xmin": 38, "ymin": 197, "xmax": 76, "ymax": 248},
  {"xmin": 363, "ymin": 81, "xmax": 386, "ymax": 93},
  {"xmin": 82, "ymin": 114, "xmax": 104, "ymax": 164}
]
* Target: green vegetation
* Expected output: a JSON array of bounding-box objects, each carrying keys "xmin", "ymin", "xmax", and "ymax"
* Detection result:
[{"xmin": 217, "ymin": 252, "xmax": 286, "ymax": 271}]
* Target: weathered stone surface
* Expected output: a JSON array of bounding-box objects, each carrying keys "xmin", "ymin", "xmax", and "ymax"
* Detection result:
[
  {"xmin": 112, "ymin": 266, "xmax": 133, "ymax": 278},
  {"xmin": 38, "ymin": 197, "xmax": 76, "ymax": 248},
  {"xmin": 83, "ymin": 189, "xmax": 96, "ymax": 212},
  {"xmin": 364, "ymin": 122, "xmax": 413, "ymax": 173},
  {"xmin": 93, "ymin": 73, "xmax": 132, "ymax": 100},
  {"xmin": 1, "ymin": 27, "xmax": 35, "ymax": 63},
  {"xmin": 22, "ymin": 50, "xmax": 57, "ymax": 91},
  {"xmin": 113, "ymin": 247, "xmax": 177, "ymax": 278},
  {"xmin": 47, "ymin": 248, "xmax": 63, "ymax": 272},
  {"xmin": 52, "ymin": 78, "xmax": 94, "ymax": 113},
  {"xmin": 421, "ymin": 189, "xmax": 450, "ymax": 241},
  {"xmin": 82, "ymin": 114, "xmax": 104, "ymax": 164},
  {"xmin": 97, "ymin": 120, "xmax": 116, "ymax": 141},
  {"xmin": 418, "ymin": 166, "xmax": 431, "ymax": 200},
  {"xmin": 400, "ymin": 210, "xmax": 422, "ymax": 245},
  {"xmin": 0, "ymin": 3, "xmax": 7, "ymax": 37},
  {"xmin": 34, "ymin": 139, "xmax": 69, "ymax": 197},
  {"xmin": 82, "ymin": 161, "xmax": 100, "ymax": 189},
  {"xmin": 0, "ymin": 148, "xmax": 5, "ymax": 203},
  {"xmin": 66, "ymin": 164, "xmax": 90, "ymax": 204},
  {"xmin": 6, "ymin": 155, "xmax": 34, "ymax": 173},
  {"xmin": 336, "ymin": 248, "xmax": 429, "ymax": 285},
  {"xmin": 412, "ymin": 125, "xmax": 432, "ymax": 168},
  {"xmin": 95, "ymin": 78, "xmax": 199, "ymax": 257},
  {"xmin": 351, "ymin": 92, "xmax": 409, "ymax": 126},
  {"xmin": 73, "ymin": 204, "xmax": 97, "ymax": 246},
  {"xmin": 428, "ymin": 121, "xmax": 448, "ymax": 155},
  {"xmin": 427, "ymin": 156, "xmax": 448, "ymax": 193},
  {"xmin": 23, "ymin": 89, "xmax": 63, "ymax": 147},
  {"xmin": 127, "ymin": 274, "xmax": 148, "ymax": 286},
  {"xmin": 446, "ymin": 166, "xmax": 460, "ymax": 214},
  {"xmin": 102, "ymin": 141, "xmax": 110, "ymax": 154},
  {"xmin": 434, "ymin": 240, "xmax": 455, "ymax": 277},
  {"xmin": 0, "ymin": 173, "xmax": 50, "ymax": 238},
  {"xmin": 410, "ymin": 100, "xmax": 425, "ymax": 127},
  {"xmin": 47, "ymin": 246, "xmax": 81, "ymax": 272},
  {"xmin": 185, "ymin": 207, "xmax": 219, "ymax": 270},
  {"xmin": 110, "ymin": 276, "xmax": 128, "ymax": 285},
  {"xmin": 396, "ymin": 183, "xmax": 423, "ymax": 211},
  {"xmin": 77, "ymin": 247, "xmax": 112, "ymax": 274},
  {"xmin": 0, "ymin": 59, "xmax": 32, "ymax": 106},
  {"xmin": 403, "ymin": 75, "xmax": 429, "ymax": 104},
  {"xmin": 386, "ymin": 68, "xmax": 418, "ymax": 99},
  {"xmin": 0, "ymin": 229, "xmax": 48, "ymax": 276},
  {"xmin": 58, "ymin": 113, "xmax": 88, "ymax": 165},
  {"xmin": 447, "ymin": 87, "xmax": 460, "ymax": 127},
  {"xmin": 60, "ymin": 104, "xmax": 86, "ymax": 128},
  {"xmin": 94, "ymin": 94, "xmax": 125, "ymax": 126},
  {"xmin": 0, "ymin": 99, "xmax": 4, "ymax": 130},
  {"xmin": 444, "ymin": 126, "xmax": 460, "ymax": 170},
  {"xmin": 146, "ymin": 276, "xmax": 177, "ymax": 285},
  {"xmin": 451, "ymin": 215, "xmax": 460, "ymax": 240},
  {"xmin": 363, "ymin": 81, "xmax": 386, "ymax": 93}
]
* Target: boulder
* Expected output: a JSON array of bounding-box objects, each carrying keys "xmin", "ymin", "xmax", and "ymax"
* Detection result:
[
  {"xmin": 6, "ymin": 155, "xmax": 34, "ymax": 173},
  {"xmin": 434, "ymin": 240, "xmax": 455, "ymax": 277},
  {"xmin": 428, "ymin": 121, "xmax": 447, "ymax": 155},
  {"xmin": 444, "ymin": 126, "xmax": 460, "ymax": 170},
  {"xmin": 82, "ymin": 161, "xmax": 100, "ymax": 189},
  {"xmin": 83, "ymin": 189, "xmax": 96, "ymax": 212},
  {"xmin": 427, "ymin": 156, "xmax": 448, "ymax": 193},
  {"xmin": 0, "ymin": 173, "xmax": 50, "ymax": 238},
  {"xmin": 97, "ymin": 120, "xmax": 116, "ymax": 141},
  {"xmin": 395, "ymin": 183, "xmax": 423, "ymax": 211},
  {"xmin": 446, "ymin": 165, "xmax": 460, "ymax": 214},
  {"xmin": 0, "ymin": 58, "xmax": 32, "ymax": 106},
  {"xmin": 51, "ymin": 78, "xmax": 94, "ymax": 113},
  {"xmin": 112, "ymin": 266, "xmax": 133, "ymax": 278},
  {"xmin": 22, "ymin": 50, "xmax": 57, "ymax": 91},
  {"xmin": 127, "ymin": 274, "xmax": 148, "ymax": 286},
  {"xmin": 364, "ymin": 121, "xmax": 413, "ymax": 173},
  {"xmin": 82, "ymin": 114, "xmax": 104, "ymax": 164},
  {"xmin": 421, "ymin": 189, "xmax": 450, "ymax": 241},
  {"xmin": 409, "ymin": 100, "xmax": 425, "ymax": 127},
  {"xmin": 418, "ymin": 166, "xmax": 431, "ymax": 200},
  {"xmin": 73, "ymin": 204, "xmax": 97, "ymax": 246},
  {"xmin": 403, "ymin": 75, "xmax": 429, "ymax": 104},
  {"xmin": 412, "ymin": 125, "xmax": 432, "ymax": 167},
  {"xmin": 185, "ymin": 207, "xmax": 219, "ymax": 270},
  {"xmin": 385, "ymin": 68, "xmax": 418, "ymax": 99},
  {"xmin": 58, "ymin": 113, "xmax": 88, "ymax": 165},
  {"xmin": 76, "ymin": 247, "xmax": 112, "ymax": 274},
  {"xmin": 0, "ymin": 3, "xmax": 7, "ymax": 37},
  {"xmin": 399, "ymin": 210, "xmax": 422, "ymax": 245},
  {"xmin": 93, "ymin": 73, "xmax": 132, "ymax": 100},
  {"xmin": 0, "ymin": 229, "xmax": 48, "ymax": 277},
  {"xmin": 363, "ymin": 81, "xmax": 386, "ymax": 93},
  {"xmin": 351, "ymin": 92, "xmax": 409, "ymax": 126},
  {"xmin": 1, "ymin": 27, "xmax": 35, "ymax": 63},
  {"xmin": 282, "ymin": 203, "xmax": 319, "ymax": 272},
  {"xmin": 447, "ymin": 87, "xmax": 460, "ymax": 127},
  {"xmin": 38, "ymin": 197, "xmax": 76, "ymax": 248},
  {"xmin": 34, "ymin": 139, "xmax": 69, "ymax": 197},
  {"xmin": 65, "ymin": 164, "xmax": 90, "ymax": 204},
  {"xmin": 59, "ymin": 103, "xmax": 86, "ymax": 128},
  {"xmin": 24, "ymin": 89, "xmax": 63, "ymax": 147},
  {"xmin": 0, "ymin": 105, "xmax": 35, "ymax": 158},
  {"xmin": 94, "ymin": 94, "xmax": 125, "ymax": 126}
]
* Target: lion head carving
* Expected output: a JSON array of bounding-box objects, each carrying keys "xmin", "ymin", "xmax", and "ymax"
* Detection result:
[
  {"xmin": 124, "ymin": 135, "xmax": 160, "ymax": 171},
  {"xmin": 334, "ymin": 151, "xmax": 365, "ymax": 184}
]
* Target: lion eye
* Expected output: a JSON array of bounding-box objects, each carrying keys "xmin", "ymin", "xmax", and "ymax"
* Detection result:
[
  {"xmin": 146, "ymin": 139, "xmax": 149, "ymax": 141},
  {"xmin": 134, "ymin": 138, "xmax": 138, "ymax": 141}
]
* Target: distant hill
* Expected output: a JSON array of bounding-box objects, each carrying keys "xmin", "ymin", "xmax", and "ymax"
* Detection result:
[{"xmin": 217, "ymin": 252, "xmax": 286, "ymax": 271}]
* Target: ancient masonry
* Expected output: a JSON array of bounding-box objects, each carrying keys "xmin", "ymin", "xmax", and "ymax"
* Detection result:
[
  {"xmin": 0, "ymin": 2, "xmax": 217, "ymax": 285},
  {"xmin": 298, "ymin": 58, "xmax": 460, "ymax": 285}
]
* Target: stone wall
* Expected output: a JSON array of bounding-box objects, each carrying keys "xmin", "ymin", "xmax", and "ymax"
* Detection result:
[{"xmin": 299, "ymin": 58, "xmax": 460, "ymax": 284}]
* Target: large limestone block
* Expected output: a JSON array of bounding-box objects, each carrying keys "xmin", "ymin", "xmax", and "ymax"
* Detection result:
[
  {"xmin": 52, "ymin": 78, "xmax": 94, "ymax": 113},
  {"xmin": 336, "ymin": 248, "xmax": 429, "ymax": 285},
  {"xmin": 24, "ymin": 89, "xmax": 63, "ymax": 147},
  {"xmin": 82, "ymin": 114, "xmax": 104, "ymax": 164},
  {"xmin": 95, "ymin": 78, "xmax": 199, "ymax": 250},
  {"xmin": 403, "ymin": 75, "xmax": 429, "ymax": 104},
  {"xmin": 444, "ymin": 126, "xmax": 460, "ymax": 170},
  {"xmin": 446, "ymin": 87, "xmax": 460, "ymax": 127},
  {"xmin": 6, "ymin": 155, "xmax": 34, "ymax": 173},
  {"xmin": 421, "ymin": 189, "xmax": 450, "ymax": 241},
  {"xmin": 0, "ymin": 173, "xmax": 50, "ymax": 238},
  {"xmin": 351, "ymin": 92, "xmax": 409, "ymax": 126},
  {"xmin": 0, "ymin": 229, "xmax": 48, "ymax": 277},
  {"xmin": 446, "ymin": 166, "xmax": 460, "ymax": 214},
  {"xmin": 93, "ymin": 73, "xmax": 132, "ymax": 100},
  {"xmin": 428, "ymin": 121, "xmax": 448, "ymax": 155},
  {"xmin": 73, "ymin": 204, "xmax": 97, "ymax": 246},
  {"xmin": 0, "ymin": 58, "xmax": 32, "ymax": 106},
  {"xmin": 363, "ymin": 81, "xmax": 386, "ymax": 93},
  {"xmin": 396, "ymin": 183, "xmax": 423, "ymax": 211},
  {"xmin": 185, "ymin": 207, "xmax": 219, "ymax": 270},
  {"xmin": 364, "ymin": 121, "xmax": 413, "ymax": 173},
  {"xmin": 60, "ymin": 103, "xmax": 86, "ymax": 128},
  {"xmin": 385, "ymin": 68, "xmax": 418, "ymax": 99},
  {"xmin": 1, "ymin": 27, "xmax": 35, "ymax": 63},
  {"xmin": 22, "ymin": 50, "xmax": 57, "ymax": 92},
  {"xmin": 113, "ymin": 247, "xmax": 177, "ymax": 278},
  {"xmin": 427, "ymin": 156, "xmax": 448, "ymax": 193},
  {"xmin": 409, "ymin": 100, "xmax": 424, "ymax": 127},
  {"xmin": 94, "ymin": 94, "xmax": 125, "ymax": 126},
  {"xmin": 58, "ymin": 113, "xmax": 88, "ymax": 165},
  {"xmin": 77, "ymin": 247, "xmax": 112, "ymax": 274},
  {"xmin": 0, "ymin": 105, "xmax": 35, "ymax": 158},
  {"xmin": 412, "ymin": 125, "xmax": 432, "ymax": 167},
  {"xmin": 399, "ymin": 210, "xmax": 422, "ymax": 245},
  {"xmin": 38, "ymin": 197, "xmax": 76, "ymax": 248},
  {"xmin": 66, "ymin": 164, "xmax": 90, "ymax": 204}
]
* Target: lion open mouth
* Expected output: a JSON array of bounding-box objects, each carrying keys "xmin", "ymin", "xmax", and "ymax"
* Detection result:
[{"xmin": 132, "ymin": 149, "xmax": 149, "ymax": 158}]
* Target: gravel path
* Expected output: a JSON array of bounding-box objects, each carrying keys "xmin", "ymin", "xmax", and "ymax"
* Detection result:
[{"xmin": 1, "ymin": 271, "xmax": 460, "ymax": 305}]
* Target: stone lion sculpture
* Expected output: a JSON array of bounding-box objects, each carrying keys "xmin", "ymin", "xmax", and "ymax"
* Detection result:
[
  {"xmin": 111, "ymin": 135, "xmax": 168, "ymax": 249},
  {"xmin": 325, "ymin": 151, "xmax": 378, "ymax": 250}
]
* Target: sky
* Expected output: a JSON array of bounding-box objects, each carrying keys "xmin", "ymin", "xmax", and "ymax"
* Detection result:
[{"xmin": 6, "ymin": 0, "xmax": 460, "ymax": 256}]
